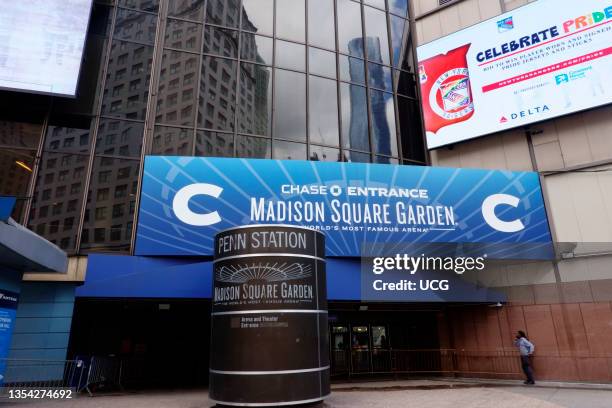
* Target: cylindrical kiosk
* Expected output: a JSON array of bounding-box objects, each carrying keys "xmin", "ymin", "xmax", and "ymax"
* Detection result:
[{"xmin": 209, "ymin": 225, "xmax": 329, "ymax": 406}]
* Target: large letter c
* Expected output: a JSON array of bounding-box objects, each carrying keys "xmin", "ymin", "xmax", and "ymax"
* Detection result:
[
  {"xmin": 172, "ymin": 183, "xmax": 223, "ymax": 226},
  {"xmin": 481, "ymin": 194, "xmax": 525, "ymax": 233}
]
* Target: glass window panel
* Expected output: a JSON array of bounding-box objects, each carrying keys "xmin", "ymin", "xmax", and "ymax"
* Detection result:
[
  {"xmin": 309, "ymin": 47, "xmax": 336, "ymax": 78},
  {"xmin": 309, "ymin": 145, "xmax": 340, "ymax": 162},
  {"xmin": 203, "ymin": 26, "xmax": 239, "ymax": 58},
  {"xmin": 340, "ymin": 83, "xmax": 369, "ymax": 151},
  {"xmin": 371, "ymin": 326, "xmax": 387, "ymax": 348},
  {"xmin": 102, "ymin": 41, "xmax": 153, "ymax": 120},
  {"xmin": 44, "ymin": 120, "xmax": 93, "ymax": 154},
  {"xmin": 168, "ymin": 0, "xmax": 205, "ymax": 20},
  {"xmin": 364, "ymin": 6, "xmax": 390, "ymax": 65},
  {"xmin": 238, "ymin": 63, "xmax": 272, "ymax": 136},
  {"xmin": 369, "ymin": 90, "xmax": 397, "ymax": 156},
  {"xmin": 242, "ymin": 0, "xmax": 273, "ymax": 36},
  {"xmin": 397, "ymin": 96, "xmax": 425, "ymax": 163},
  {"xmin": 27, "ymin": 151, "xmax": 87, "ymax": 251},
  {"xmin": 0, "ymin": 121, "xmax": 42, "ymax": 149},
  {"xmin": 95, "ymin": 119, "xmax": 144, "ymax": 158},
  {"xmin": 197, "ymin": 57, "xmax": 237, "ymax": 132},
  {"xmin": 390, "ymin": 15, "xmax": 410, "ymax": 69},
  {"xmin": 241, "ymin": 33, "xmax": 273, "ymax": 65},
  {"xmin": 88, "ymin": 3, "xmax": 113, "ymax": 37},
  {"xmin": 274, "ymin": 70, "xmax": 306, "ymax": 141},
  {"xmin": 337, "ymin": 0, "xmax": 363, "ymax": 56},
  {"xmin": 346, "ymin": 150, "xmax": 370, "ymax": 163},
  {"xmin": 0, "ymin": 148, "xmax": 36, "ymax": 199},
  {"xmin": 195, "ymin": 131, "xmax": 234, "ymax": 157},
  {"xmin": 10, "ymin": 199, "xmax": 26, "ymax": 225},
  {"xmin": 308, "ymin": 0, "xmax": 335, "ymax": 50},
  {"xmin": 275, "ymin": 40, "xmax": 305, "ymax": 71},
  {"xmin": 165, "ymin": 19, "xmax": 202, "ymax": 52},
  {"xmin": 339, "ymin": 55, "xmax": 365, "ymax": 84},
  {"xmin": 273, "ymin": 140, "xmax": 306, "ymax": 160},
  {"xmin": 117, "ymin": 0, "xmax": 160, "ymax": 12},
  {"xmin": 309, "ymin": 76, "xmax": 339, "ymax": 146},
  {"xmin": 276, "ymin": 0, "xmax": 305, "ymax": 42},
  {"xmin": 81, "ymin": 157, "xmax": 140, "ymax": 253},
  {"xmin": 206, "ymin": 0, "xmax": 240, "ymax": 28},
  {"xmin": 395, "ymin": 69, "xmax": 417, "ymax": 98},
  {"xmin": 389, "ymin": 0, "xmax": 409, "ymax": 17},
  {"xmin": 151, "ymin": 126, "xmax": 194, "ymax": 155},
  {"xmin": 375, "ymin": 155, "xmax": 399, "ymax": 164},
  {"xmin": 157, "ymin": 50, "xmax": 199, "ymax": 126},
  {"xmin": 114, "ymin": 8, "xmax": 157, "ymax": 44},
  {"xmin": 236, "ymin": 135, "xmax": 271, "ymax": 158},
  {"xmin": 364, "ymin": 0, "xmax": 386, "ymax": 9},
  {"xmin": 368, "ymin": 62, "xmax": 392, "ymax": 92}
]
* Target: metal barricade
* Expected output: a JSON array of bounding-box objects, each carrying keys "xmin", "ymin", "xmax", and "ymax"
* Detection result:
[
  {"xmin": 82, "ymin": 356, "xmax": 123, "ymax": 396},
  {"xmin": 0, "ymin": 358, "xmax": 86, "ymax": 397}
]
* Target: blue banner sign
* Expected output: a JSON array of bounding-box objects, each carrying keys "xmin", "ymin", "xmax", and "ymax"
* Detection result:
[
  {"xmin": 135, "ymin": 157, "xmax": 552, "ymax": 257},
  {"xmin": 0, "ymin": 289, "xmax": 19, "ymax": 385}
]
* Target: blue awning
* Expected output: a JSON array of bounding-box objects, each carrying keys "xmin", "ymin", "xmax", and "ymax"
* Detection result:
[
  {"xmin": 79, "ymin": 254, "xmax": 505, "ymax": 303},
  {"xmin": 0, "ymin": 218, "xmax": 67, "ymax": 273}
]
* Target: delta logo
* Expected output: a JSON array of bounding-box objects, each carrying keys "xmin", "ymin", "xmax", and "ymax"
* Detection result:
[
  {"xmin": 503, "ymin": 105, "xmax": 550, "ymax": 121},
  {"xmin": 497, "ymin": 16, "xmax": 514, "ymax": 33}
]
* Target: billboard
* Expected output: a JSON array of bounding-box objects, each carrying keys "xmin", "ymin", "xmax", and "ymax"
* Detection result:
[
  {"xmin": 135, "ymin": 157, "xmax": 552, "ymax": 257},
  {"xmin": 417, "ymin": 0, "xmax": 612, "ymax": 149},
  {"xmin": 0, "ymin": 0, "xmax": 92, "ymax": 97}
]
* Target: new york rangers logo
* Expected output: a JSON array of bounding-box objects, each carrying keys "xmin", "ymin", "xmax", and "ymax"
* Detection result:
[
  {"xmin": 429, "ymin": 68, "xmax": 474, "ymax": 121},
  {"xmin": 419, "ymin": 43, "xmax": 474, "ymax": 134},
  {"xmin": 497, "ymin": 16, "xmax": 514, "ymax": 32}
]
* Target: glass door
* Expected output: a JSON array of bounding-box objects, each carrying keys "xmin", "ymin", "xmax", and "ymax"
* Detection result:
[
  {"xmin": 350, "ymin": 325, "xmax": 371, "ymax": 373},
  {"xmin": 330, "ymin": 326, "xmax": 349, "ymax": 375},
  {"xmin": 371, "ymin": 325, "xmax": 391, "ymax": 372}
]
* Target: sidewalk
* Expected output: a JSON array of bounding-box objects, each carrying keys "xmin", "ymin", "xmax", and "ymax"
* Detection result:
[
  {"xmin": 3, "ymin": 379, "xmax": 612, "ymax": 408},
  {"xmin": 331, "ymin": 377, "xmax": 612, "ymax": 391}
]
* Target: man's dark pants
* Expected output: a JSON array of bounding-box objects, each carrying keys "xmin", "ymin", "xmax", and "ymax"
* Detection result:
[{"xmin": 520, "ymin": 355, "xmax": 534, "ymax": 383}]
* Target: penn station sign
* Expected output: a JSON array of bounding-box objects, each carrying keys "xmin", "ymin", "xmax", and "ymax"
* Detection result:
[
  {"xmin": 135, "ymin": 157, "xmax": 552, "ymax": 257},
  {"xmin": 209, "ymin": 225, "xmax": 329, "ymax": 405}
]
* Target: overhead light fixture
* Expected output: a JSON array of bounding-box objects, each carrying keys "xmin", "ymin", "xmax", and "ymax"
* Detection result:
[{"xmin": 15, "ymin": 161, "xmax": 32, "ymax": 172}]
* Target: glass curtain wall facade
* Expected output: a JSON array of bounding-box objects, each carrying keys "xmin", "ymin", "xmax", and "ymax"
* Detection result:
[{"xmin": 0, "ymin": 0, "xmax": 424, "ymax": 255}]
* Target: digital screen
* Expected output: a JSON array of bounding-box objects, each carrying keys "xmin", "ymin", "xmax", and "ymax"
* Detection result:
[
  {"xmin": 0, "ymin": 0, "xmax": 92, "ymax": 97},
  {"xmin": 417, "ymin": 0, "xmax": 612, "ymax": 149}
]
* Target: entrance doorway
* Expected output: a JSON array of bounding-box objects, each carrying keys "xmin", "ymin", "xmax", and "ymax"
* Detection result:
[
  {"xmin": 328, "ymin": 303, "xmax": 441, "ymax": 377},
  {"xmin": 68, "ymin": 298, "xmax": 211, "ymax": 389}
]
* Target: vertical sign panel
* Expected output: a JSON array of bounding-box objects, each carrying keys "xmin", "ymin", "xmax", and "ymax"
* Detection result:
[{"xmin": 210, "ymin": 225, "xmax": 329, "ymax": 406}]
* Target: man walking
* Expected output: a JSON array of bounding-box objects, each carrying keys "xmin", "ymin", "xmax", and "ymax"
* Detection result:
[{"xmin": 514, "ymin": 330, "xmax": 535, "ymax": 385}]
